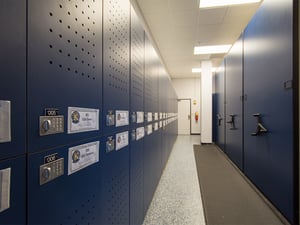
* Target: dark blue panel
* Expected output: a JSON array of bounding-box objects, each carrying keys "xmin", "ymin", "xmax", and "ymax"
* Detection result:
[
  {"xmin": 243, "ymin": 0, "xmax": 294, "ymax": 222},
  {"xmin": 0, "ymin": 156, "xmax": 26, "ymax": 225},
  {"xmin": 214, "ymin": 61, "xmax": 226, "ymax": 151},
  {"xmin": 143, "ymin": 133, "xmax": 158, "ymax": 215},
  {"xmin": 130, "ymin": 7, "xmax": 144, "ymax": 115},
  {"xmin": 28, "ymin": 138, "xmax": 103, "ymax": 225},
  {"xmin": 103, "ymin": 0, "xmax": 130, "ymax": 134},
  {"xmin": 130, "ymin": 7, "xmax": 145, "ymax": 225},
  {"xmin": 130, "ymin": 134, "xmax": 144, "ymax": 225},
  {"xmin": 225, "ymin": 35, "xmax": 243, "ymax": 169},
  {"xmin": 101, "ymin": 134, "xmax": 130, "ymax": 225},
  {"xmin": 28, "ymin": 0, "xmax": 102, "ymax": 152},
  {"xmin": 0, "ymin": 0, "xmax": 26, "ymax": 159}
]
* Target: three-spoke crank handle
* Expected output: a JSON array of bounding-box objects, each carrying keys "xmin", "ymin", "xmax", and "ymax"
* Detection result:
[
  {"xmin": 217, "ymin": 114, "xmax": 223, "ymax": 126},
  {"xmin": 227, "ymin": 114, "xmax": 236, "ymax": 129},
  {"xmin": 251, "ymin": 113, "xmax": 268, "ymax": 136}
]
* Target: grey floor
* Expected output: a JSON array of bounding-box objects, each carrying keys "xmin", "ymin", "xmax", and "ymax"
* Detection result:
[{"xmin": 142, "ymin": 135, "xmax": 206, "ymax": 225}]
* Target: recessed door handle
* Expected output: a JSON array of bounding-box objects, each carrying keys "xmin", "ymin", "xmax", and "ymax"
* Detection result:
[
  {"xmin": 251, "ymin": 113, "xmax": 268, "ymax": 136},
  {"xmin": 227, "ymin": 114, "xmax": 236, "ymax": 130},
  {"xmin": 217, "ymin": 114, "xmax": 223, "ymax": 126}
]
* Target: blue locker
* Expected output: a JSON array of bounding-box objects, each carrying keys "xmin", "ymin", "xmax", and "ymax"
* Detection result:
[
  {"xmin": 28, "ymin": 138, "xmax": 103, "ymax": 225},
  {"xmin": 27, "ymin": 0, "xmax": 103, "ymax": 152},
  {"xmin": 143, "ymin": 35, "xmax": 158, "ymax": 215},
  {"xmin": 130, "ymin": 6, "xmax": 145, "ymax": 225},
  {"xmin": 214, "ymin": 61, "xmax": 226, "ymax": 151},
  {"xmin": 225, "ymin": 35, "xmax": 243, "ymax": 169},
  {"xmin": 103, "ymin": 0, "xmax": 130, "ymax": 135},
  {"xmin": 0, "ymin": 0, "xmax": 26, "ymax": 159},
  {"xmin": 101, "ymin": 133, "xmax": 130, "ymax": 225},
  {"xmin": 243, "ymin": 0, "xmax": 295, "ymax": 222},
  {"xmin": 0, "ymin": 157, "xmax": 26, "ymax": 225}
]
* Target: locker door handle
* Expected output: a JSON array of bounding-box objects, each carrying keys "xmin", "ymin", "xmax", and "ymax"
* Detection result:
[
  {"xmin": 227, "ymin": 114, "xmax": 236, "ymax": 130},
  {"xmin": 251, "ymin": 113, "xmax": 268, "ymax": 136},
  {"xmin": 188, "ymin": 115, "xmax": 191, "ymax": 120},
  {"xmin": 217, "ymin": 114, "xmax": 223, "ymax": 126}
]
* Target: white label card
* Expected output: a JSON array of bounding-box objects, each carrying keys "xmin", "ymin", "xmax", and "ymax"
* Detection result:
[
  {"xmin": 147, "ymin": 112, "xmax": 153, "ymax": 122},
  {"xmin": 159, "ymin": 121, "xmax": 163, "ymax": 128},
  {"xmin": 154, "ymin": 113, "xmax": 158, "ymax": 121},
  {"xmin": 0, "ymin": 101, "xmax": 11, "ymax": 143},
  {"xmin": 68, "ymin": 107, "xmax": 99, "ymax": 134},
  {"xmin": 159, "ymin": 113, "xmax": 163, "ymax": 120},
  {"xmin": 116, "ymin": 110, "xmax": 129, "ymax": 127},
  {"xmin": 0, "ymin": 168, "xmax": 11, "ymax": 213},
  {"xmin": 136, "ymin": 111, "xmax": 144, "ymax": 124},
  {"xmin": 154, "ymin": 122, "xmax": 158, "ymax": 131},
  {"xmin": 116, "ymin": 131, "xmax": 129, "ymax": 151},
  {"xmin": 147, "ymin": 124, "xmax": 153, "ymax": 135},
  {"xmin": 68, "ymin": 141, "xmax": 99, "ymax": 175},
  {"xmin": 136, "ymin": 127, "xmax": 145, "ymax": 141}
]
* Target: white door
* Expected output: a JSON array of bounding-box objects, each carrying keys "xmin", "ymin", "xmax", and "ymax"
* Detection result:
[{"xmin": 178, "ymin": 99, "xmax": 191, "ymax": 135}]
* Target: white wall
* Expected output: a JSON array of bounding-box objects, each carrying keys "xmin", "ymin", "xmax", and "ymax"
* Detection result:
[
  {"xmin": 172, "ymin": 78, "xmax": 201, "ymax": 134},
  {"xmin": 200, "ymin": 61, "xmax": 212, "ymax": 144}
]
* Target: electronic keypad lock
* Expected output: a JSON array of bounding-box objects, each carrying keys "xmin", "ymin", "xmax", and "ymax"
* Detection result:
[
  {"xmin": 39, "ymin": 108, "xmax": 64, "ymax": 136},
  {"xmin": 106, "ymin": 111, "xmax": 115, "ymax": 126},
  {"xmin": 106, "ymin": 136, "xmax": 115, "ymax": 153}
]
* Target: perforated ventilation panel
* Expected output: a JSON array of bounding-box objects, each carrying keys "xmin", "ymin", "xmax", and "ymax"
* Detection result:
[
  {"xmin": 130, "ymin": 141, "xmax": 144, "ymax": 225},
  {"xmin": 46, "ymin": 0, "xmax": 101, "ymax": 80},
  {"xmin": 144, "ymin": 36, "xmax": 158, "ymax": 113},
  {"xmin": 28, "ymin": 0, "xmax": 102, "ymax": 152},
  {"xmin": 61, "ymin": 193, "xmax": 98, "ymax": 225},
  {"xmin": 130, "ymin": 7, "xmax": 145, "ymax": 112},
  {"xmin": 102, "ymin": 148, "xmax": 130, "ymax": 225},
  {"xmin": 103, "ymin": 0, "xmax": 130, "ymax": 111}
]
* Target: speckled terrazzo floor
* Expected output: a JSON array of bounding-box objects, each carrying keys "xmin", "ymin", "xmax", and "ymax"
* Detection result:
[{"xmin": 142, "ymin": 135, "xmax": 206, "ymax": 225}]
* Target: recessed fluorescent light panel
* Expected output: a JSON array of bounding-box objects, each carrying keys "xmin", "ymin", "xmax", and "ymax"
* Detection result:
[
  {"xmin": 194, "ymin": 45, "xmax": 232, "ymax": 55},
  {"xmin": 200, "ymin": 0, "xmax": 261, "ymax": 8},
  {"xmin": 192, "ymin": 68, "xmax": 216, "ymax": 73}
]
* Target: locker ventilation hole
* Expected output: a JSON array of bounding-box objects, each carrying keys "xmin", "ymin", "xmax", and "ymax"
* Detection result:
[
  {"xmin": 48, "ymin": 0, "xmax": 99, "ymax": 80},
  {"xmin": 61, "ymin": 194, "xmax": 97, "ymax": 225},
  {"xmin": 104, "ymin": 0, "xmax": 130, "ymax": 93},
  {"xmin": 105, "ymin": 169, "xmax": 129, "ymax": 224},
  {"xmin": 131, "ymin": 20, "xmax": 144, "ymax": 99}
]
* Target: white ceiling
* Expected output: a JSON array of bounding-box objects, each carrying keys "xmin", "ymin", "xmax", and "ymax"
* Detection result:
[{"xmin": 133, "ymin": 0, "xmax": 262, "ymax": 78}]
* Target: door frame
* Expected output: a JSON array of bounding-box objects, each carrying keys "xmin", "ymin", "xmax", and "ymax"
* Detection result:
[{"xmin": 177, "ymin": 98, "xmax": 191, "ymax": 135}]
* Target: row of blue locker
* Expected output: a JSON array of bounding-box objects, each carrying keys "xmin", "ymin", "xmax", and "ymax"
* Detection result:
[
  {"xmin": 213, "ymin": 0, "xmax": 298, "ymax": 224},
  {"xmin": 0, "ymin": 0, "xmax": 178, "ymax": 224}
]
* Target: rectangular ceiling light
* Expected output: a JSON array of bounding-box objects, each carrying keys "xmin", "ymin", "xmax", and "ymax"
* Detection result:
[
  {"xmin": 200, "ymin": 0, "xmax": 261, "ymax": 8},
  {"xmin": 192, "ymin": 68, "xmax": 216, "ymax": 73},
  {"xmin": 194, "ymin": 45, "xmax": 232, "ymax": 55}
]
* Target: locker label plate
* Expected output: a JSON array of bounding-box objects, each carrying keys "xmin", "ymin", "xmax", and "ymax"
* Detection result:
[
  {"xmin": 154, "ymin": 113, "xmax": 158, "ymax": 121},
  {"xmin": 68, "ymin": 141, "xmax": 99, "ymax": 175},
  {"xmin": 147, "ymin": 112, "xmax": 153, "ymax": 122},
  {"xmin": 147, "ymin": 124, "xmax": 153, "ymax": 135},
  {"xmin": 68, "ymin": 107, "xmax": 99, "ymax": 134},
  {"xmin": 0, "ymin": 101, "xmax": 11, "ymax": 143},
  {"xmin": 136, "ymin": 111, "xmax": 144, "ymax": 123},
  {"xmin": 115, "ymin": 131, "xmax": 128, "ymax": 151},
  {"xmin": 0, "ymin": 168, "xmax": 10, "ymax": 212},
  {"xmin": 154, "ymin": 122, "xmax": 159, "ymax": 131},
  {"xmin": 115, "ymin": 110, "xmax": 129, "ymax": 127},
  {"xmin": 136, "ymin": 127, "xmax": 145, "ymax": 141}
]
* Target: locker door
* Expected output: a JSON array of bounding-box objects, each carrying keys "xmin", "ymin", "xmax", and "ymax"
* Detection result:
[
  {"xmin": 0, "ymin": 157, "xmax": 26, "ymax": 225},
  {"xmin": 28, "ymin": 0, "xmax": 103, "ymax": 152},
  {"xmin": 28, "ymin": 138, "xmax": 103, "ymax": 225},
  {"xmin": 130, "ymin": 6, "xmax": 145, "ymax": 225},
  {"xmin": 0, "ymin": 0, "xmax": 26, "ymax": 159},
  {"xmin": 214, "ymin": 61, "xmax": 226, "ymax": 151},
  {"xmin": 225, "ymin": 35, "xmax": 243, "ymax": 169},
  {"xmin": 103, "ymin": 0, "xmax": 130, "ymax": 135},
  {"xmin": 243, "ymin": 0, "xmax": 295, "ymax": 222}
]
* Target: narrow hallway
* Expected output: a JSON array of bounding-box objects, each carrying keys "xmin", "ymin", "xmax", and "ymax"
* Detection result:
[{"xmin": 143, "ymin": 135, "xmax": 205, "ymax": 225}]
